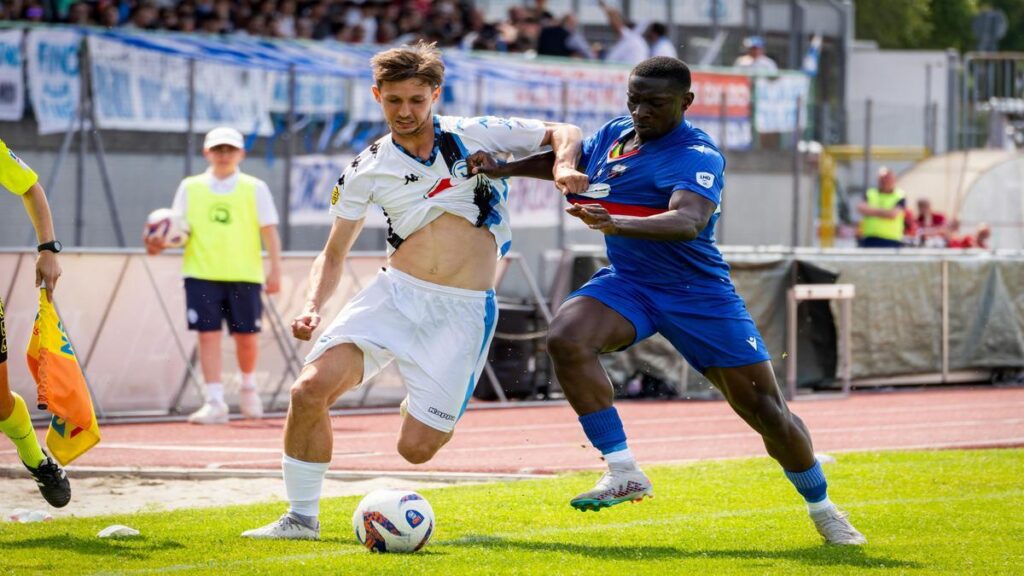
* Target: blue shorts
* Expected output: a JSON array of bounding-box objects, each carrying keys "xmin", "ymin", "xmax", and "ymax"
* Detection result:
[
  {"xmin": 184, "ymin": 278, "xmax": 263, "ymax": 334},
  {"xmin": 569, "ymin": 267, "xmax": 771, "ymax": 374}
]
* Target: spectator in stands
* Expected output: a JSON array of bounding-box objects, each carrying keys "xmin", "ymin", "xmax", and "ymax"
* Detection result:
[
  {"xmin": 145, "ymin": 127, "xmax": 281, "ymax": 426},
  {"xmin": 537, "ymin": 13, "xmax": 592, "ymax": 58},
  {"xmin": 644, "ymin": 22, "xmax": 677, "ymax": 58},
  {"xmin": 947, "ymin": 222, "xmax": 992, "ymax": 249},
  {"xmin": 734, "ymin": 35, "xmax": 778, "ymax": 73},
  {"xmin": 66, "ymin": 2, "xmax": 92, "ymax": 25},
  {"xmin": 123, "ymin": 1, "xmax": 159, "ymax": 31},
  {"xmin": 856, "ymin": 167, "xmax": 906, "ymax": 248},
  {"xmin": 599, "ymin": 0, "xmax": 649, "ymax": 65},
  {"xmin": 915, "ymin": 198, "xmax": 949, "ymax": 247}
]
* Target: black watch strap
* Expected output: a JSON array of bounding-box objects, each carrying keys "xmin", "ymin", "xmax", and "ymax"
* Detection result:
[{"xmin": 37, "ymin": 240, "xmax": 62, "ymax": 253}]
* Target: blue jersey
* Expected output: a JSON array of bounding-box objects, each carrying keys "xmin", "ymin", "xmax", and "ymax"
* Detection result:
[{"xmin": 569, "ymin": 116, "xmax": 732, "ymax": 291}]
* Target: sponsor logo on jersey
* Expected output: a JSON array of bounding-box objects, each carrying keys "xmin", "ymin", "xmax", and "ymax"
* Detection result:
[
  {"xmin": 607, "ymin": 163, "xmax": 628, "ymax": 179},
  {"xmin": 428, "ymin": 406, "xmax": 455, "ymax": 421},
  {"xmin": 746, "ymin": 337, "xmax": 757, "ymax": 350},
  {"xmin": 404, "ymin": 173, "xmax": 420, "ymax": 185},
  {"xmin": 696, "ymin": 172, "xmax": 715, "ymax": 189},
  {"xmin": 209, "ymin": 203, "xmax": 231, "ymax": 224},
  {"xmin": 578, "ymin": 183, "xmax": 610, "ymax": 199},
  {"xmin": 331, "ymin": 185, "xmax": 340, "ymax": 205}
]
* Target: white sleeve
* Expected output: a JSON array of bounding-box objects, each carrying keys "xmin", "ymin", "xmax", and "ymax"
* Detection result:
[
  {"xmin": 328, "ymin": 157, "xmax": 371, "ymax": 221},
  {"xmin": 170, "ymin": 180, "xmax": 187, "ymax": 216},
  {"xmin": 254, "ymin": 180, "xmax": 280, "ymax": 227},
  {"xmin": 456, "ymin": 116, "xmax": 548, "ymax": 159}
]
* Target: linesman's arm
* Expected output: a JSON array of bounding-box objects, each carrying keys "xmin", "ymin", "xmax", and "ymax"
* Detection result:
[
  {"xmin": 291, "ymin": 217, "xmax": 364, "ymax": 341},
  {"xmin": 22, "ymin": 182, "xmax": 62, "ymax": 297},
  {"xmin": 568, "ymin": 189, "xmax": 716, "ymax": 242},
  {"xmin": 261, "ymin": 225, "xmax": 282, "ymax": 295}
]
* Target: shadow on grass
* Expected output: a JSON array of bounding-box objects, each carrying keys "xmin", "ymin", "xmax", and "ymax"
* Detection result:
[
  {"xmin": 445, "ymin": 535, "xmax": 921, "ymax": 569},
  {"xmin": 3, "ymin": 534, "xmax": 185, "ymax": 560}
]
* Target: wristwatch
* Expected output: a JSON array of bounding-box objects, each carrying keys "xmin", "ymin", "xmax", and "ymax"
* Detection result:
[{"xmin": 37, "ymin": 240, "xmax": 63, "ymax": 253}]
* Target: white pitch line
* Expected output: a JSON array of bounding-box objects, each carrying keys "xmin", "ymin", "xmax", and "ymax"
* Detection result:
[
  {"xmin": 94, "ymin": 417, "xmax": 1024, "ymax": 459},
  {"xmin": 102, "ymin": 397, "xmax": 1024, "ymax": 447},
  {"xmin": 103, "ymin": 488, "xmax": 1024, "ymax": 576}
]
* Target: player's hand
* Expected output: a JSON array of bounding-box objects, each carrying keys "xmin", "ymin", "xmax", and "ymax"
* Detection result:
[
  {"xmin": 291, "ymin": 305, "xmax": 321, "ymax": 341},
  {"xmin": 35, "ymin": 251, "xmax": 61, "ymax": 301},
  {"xmin": 265, "ymin": 268, "xmax": 281, "ymax": 295},
  {"xmin": 553, "ymin": 165, "xmax": 589, "ymax": 195},
  {"xmin": 467, "ymin": 151, "xmax": 502, "ymax": 177},
  {"xmin": 566, "ymin": 203, "xmax": 618, "ymax": 235},
  {"xmin": 143, "ymin": 232, "xmax": 165, "ymax": 256}
]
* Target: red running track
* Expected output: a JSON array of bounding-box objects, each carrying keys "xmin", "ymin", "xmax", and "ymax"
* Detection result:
[{"xmin": 12, "ymin": 387, "xmax": 1024, "ymax": 475}]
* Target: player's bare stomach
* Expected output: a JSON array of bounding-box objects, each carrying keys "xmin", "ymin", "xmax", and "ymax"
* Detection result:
[{"xmin": 388, "ymin": 213, "xmax": 497, "ymax": 291}]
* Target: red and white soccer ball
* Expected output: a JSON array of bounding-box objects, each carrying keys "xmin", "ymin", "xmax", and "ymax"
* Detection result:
[
  {"xmin": 352, "ymin": 490, "xmax": 435, "ymax": 553},
  {"xmin": 145, "ymin": 208, "xmax": 190, "ymax": 248}
]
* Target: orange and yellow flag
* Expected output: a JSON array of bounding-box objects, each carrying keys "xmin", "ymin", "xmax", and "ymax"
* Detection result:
[{"xmin": 25, "ymin": 289, "xmax": 100, "ymax": 465}]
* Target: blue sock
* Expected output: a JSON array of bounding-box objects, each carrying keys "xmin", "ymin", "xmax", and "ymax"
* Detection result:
[
  {"xmin": 579, "ymin": 407, "xmax": 628, "ymax": 455},
  {"xmin": 784, "ymin": 461, "xmax": 828, "ymax": 503}
]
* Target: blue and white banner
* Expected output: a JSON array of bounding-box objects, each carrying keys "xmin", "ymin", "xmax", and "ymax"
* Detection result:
[
  {"xmin": 290, "ymin": 154, "xmax": 561, "ymax": 228},
  {"xmin": 26, "ymin": 28, "xmax": 81, "ymax": 135},
  {"xmin": 88, "ymin": 35, "xmax": 273, "ymax": 135},
  {"xmin": 755, "ymin": 74, "xmax": 810, "ymax": 134},
  {"xmin": 0, "ymin": 30, "xmax": 25, "ymax": 121}
]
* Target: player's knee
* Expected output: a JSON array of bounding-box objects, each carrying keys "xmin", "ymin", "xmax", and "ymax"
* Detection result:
[
  {"xmin": 289, "ymin": 376, "xmax": 330, "ymax": 413},
  {"xmin": 546, "ymin": 325, "xmax": 591, "ymax": 364},
  {"xmin": 396, "ymin": 439, "xmax": 438, "ymax": 465}
]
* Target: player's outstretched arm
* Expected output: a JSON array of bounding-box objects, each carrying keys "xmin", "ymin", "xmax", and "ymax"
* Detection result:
[
  {"xmin": 469, "ymin": 150, "xmax": 556, "ymax": 181},
  {"xmin": 21, "ymin": 182, "xmax": 61, "ymax": 298},
  {"xmin": 567, "ymin": 188, "xmax": 716, "ymax": 241},
  {"xmin": 542, "ymin": 123, "xmax": 588, "ymax": 195},
  {"xmin": 292, "ymin": 217, "xmax": 364, "ymax": 341}
]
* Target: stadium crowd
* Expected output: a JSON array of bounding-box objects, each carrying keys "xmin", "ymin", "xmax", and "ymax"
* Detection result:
[{"xmin": 0, "ymin": 0, "xmax": 684, "ymax": 62}]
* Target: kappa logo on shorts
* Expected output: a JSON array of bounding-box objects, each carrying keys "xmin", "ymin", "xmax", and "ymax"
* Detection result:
[
  {"xmin": 696, "ymin": 172, "xmax": 715, "ymax": 189},
  {"xmin": 428, "ymin": 407, "xmax": 455, "ymax": 421},
  {"xmin": 746, "ymin": 337, "xmax": 757, "ymax": 350}
]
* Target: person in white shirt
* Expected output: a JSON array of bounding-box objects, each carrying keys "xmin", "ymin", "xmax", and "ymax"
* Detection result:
[
  {"xmin": 145, "ymin": 127, "xmax": 282, "ymax": 426},
  {"xmin": 600, "ymin": 0, "xmax": 649, "ymax": 65},
  {"xmin": 644, "ymin": 22, "xmax": 678, "ymax": 59},
  {"xmin": 242, "ymin": 42, "xmax": 586, "ymax": 541},
  {"xmin": 733, "ymin": 35, "xmax": 778, "ymax": 73}
]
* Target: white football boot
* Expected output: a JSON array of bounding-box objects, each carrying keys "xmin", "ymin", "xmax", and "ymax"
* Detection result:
[
  {"xmin": 570, "ymin": 467, "xmax": 654, "ymax": 512},
  {"xmin": 810, "ymin": 506, "xmax": 867, "ymax": 545},
  {"xmin": 241, "ymin": 514, "xmax": 320, "ymax": 540}
]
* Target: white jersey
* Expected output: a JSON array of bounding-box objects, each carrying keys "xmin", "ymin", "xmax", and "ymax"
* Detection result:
[{"xmin": 329, "ymin": 115, "xmax": 547, "ymax": 257}]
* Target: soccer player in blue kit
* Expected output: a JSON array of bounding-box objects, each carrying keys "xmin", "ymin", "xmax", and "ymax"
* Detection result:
[{"xmin": 469, "ymin": 57, "xmax": 866, "ymax": 545}]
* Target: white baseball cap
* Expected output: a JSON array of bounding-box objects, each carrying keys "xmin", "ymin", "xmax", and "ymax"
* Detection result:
[{"xmin": 203, "ymin": 127, "xmax": 244, "ymax": 150}]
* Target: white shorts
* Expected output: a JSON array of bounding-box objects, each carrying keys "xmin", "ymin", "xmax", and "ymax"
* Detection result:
[{"xmin": 306, "ymin": 268, "xmax": 497, "ymax": 433}]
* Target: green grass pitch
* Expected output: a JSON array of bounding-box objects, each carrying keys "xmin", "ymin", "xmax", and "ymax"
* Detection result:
[{"xmin": 1, "ymin": 449, "xmax": 1021, "ymax": 575}]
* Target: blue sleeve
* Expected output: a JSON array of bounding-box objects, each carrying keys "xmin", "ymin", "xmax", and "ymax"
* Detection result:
[
  {"xmin": 660, "ymin": 149, "xmax": 726, "ymax": 206},
  {"xmin": 578, "ymin": 131, "xmax": 599, "ymax": 170}
]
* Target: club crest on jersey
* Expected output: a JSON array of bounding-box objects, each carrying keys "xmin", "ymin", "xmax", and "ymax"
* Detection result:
[
  {"xmin": 451, "ymin": 159, "xmax": 470, "ymax": 180},
  {"xmin": 696, "ymin": 172, "xmax": 715, "ymax": 189}
]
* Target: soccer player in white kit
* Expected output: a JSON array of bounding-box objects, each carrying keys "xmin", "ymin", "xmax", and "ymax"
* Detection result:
[{"xmin": 242, "ymin": 42, "xmax": 587, "ymax": 540}]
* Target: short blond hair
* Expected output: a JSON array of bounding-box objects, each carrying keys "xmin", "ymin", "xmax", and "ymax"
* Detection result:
[{"xmin": 370, "ymin": 41, "xmax": 445, "ymax": 88}]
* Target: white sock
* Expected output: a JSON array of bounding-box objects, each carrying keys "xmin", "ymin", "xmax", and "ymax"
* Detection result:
[
  {"xmin": 604, "ymin": 448, "xmax": 637, "ymax": 471},
  {"xmin": 283, "ymin": 455, "xmax": 329, "ymax": 518},
  {"xmin": 205, "ymin": 383, "xmax": 224, "ymax": 404},
  {"xmin": 240, "ymin": 373, "xmax": 257, "ymax": 392},
  {"xmin": 807, "ymin": 496, "xmax": 835, "ymax": 514}
]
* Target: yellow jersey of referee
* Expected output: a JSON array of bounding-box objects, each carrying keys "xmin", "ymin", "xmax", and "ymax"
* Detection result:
[{"xmin": 0, "ymin": 138, "xmax": 39, "ymax": 196}]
